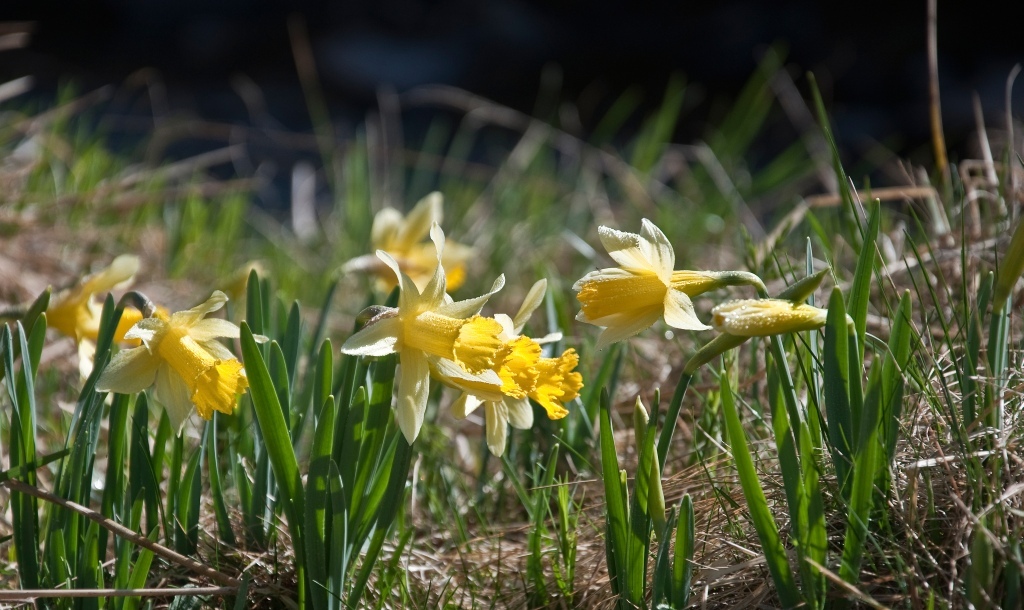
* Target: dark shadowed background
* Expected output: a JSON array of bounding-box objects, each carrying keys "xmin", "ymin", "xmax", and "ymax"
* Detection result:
[{"xmin": 2, "ymin": 0, "xmax": 1022, "ymax": 171}]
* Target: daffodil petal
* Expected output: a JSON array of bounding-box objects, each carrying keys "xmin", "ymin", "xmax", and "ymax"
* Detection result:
[
  {"xmin": 78, "ymin": 340, "xmax": 97, "ymax": 379},
  {"xmin": 199, "ymin": 339, "xmax": 238, "ymax": 362},
  {"xmin": 663, "ymin": 289, "xmax": 711, "ymax": 331},
  {"xmin": 341, "ymin": 316, "xmax": 401, "ymax": 357},
  {"xmin": 598, "ymin": 225, "xmax": 649, "ymax": 270},
  {"xmin": 376, "ymin": 250, "xmax": 421, "ymax": 313},
  {"xmin": 485, "ymin": 401, "xmax": 508, "ymax": 457},
  {"xmin": 370, "ymin": 207, "xmax": 404, "ymax": 249},
  {"xmin": 154, "ymin": 365, "xmax": 194, "ymax": 435},
  {"xmin": 123, "ymin": 318, "xmax": 160, "ymax": 344},
  {"xmin": 396, "ymin": 191, "xmax": 442, "ymax": 248},
  {"xmin": 493, "ymin": 313, "xmax": 516, "ymax": 338},
  {"xmin": 639, "ymin": 218, "xmax": 675, "ymax": 280},
  {"xmin": 594, "ymin": 307, "xmax": 663, "ymax": 350},
  {"xmin": 173, "ymin": 291, "xmax": 229, "ymax": 327},
  {"xmin": 512, "ymin": 279, "xmax": 547, "ymax": 334},
  {"xmin": 80, "ymin": 254, "xmax": 139, "ymax": 295},
  {"xmin": 189, "ymin": 318, "xmax": 242, "ymax": 342},
  {"xmin": 437, "ymin": 274, "xmax": 505, "ymax": 319},
  {"xmin": 96, "ymin": 346, "xmax": 160, "ymax": 394},
  {"xmin": 430, "ymin": 357, "xmax": 504, "ymax": 401},
  {"xmin": 451, "ymin": 393, "xmax": 483, "ymax": 419},
  {"xmin": 395, "ymin": 350, "xmax": 430, "ymax": 443},
  {"xmin": 571, "ymin": 267, "xmax": 635, "ymax": 292},
  {"xmin": 419, "ymin": 223, "xmax": 448, "ymax": 308},
  {"xmin": 505, "ymin": 397, "xmax": 533, "ymax": 429}
]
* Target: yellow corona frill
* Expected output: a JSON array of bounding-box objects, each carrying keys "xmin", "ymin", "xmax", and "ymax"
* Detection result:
[
  {"xmin": 343, "ymin": 192, "xmax": 474, "ymax": 292},
  {"xmin": 96, "ymin": 291, "xmax": 252, "ymax": 433},
  {"xmin": 711, "ymin": 298, "xmax": 828, "ymax": 337},
  {"xmin": 444, "ymin": 280, "xmax": 583, "ymax": 456},
  {"xmin": 574, "ymin": 220, "xmax": 709, "ymax": 349},
  {"xmin": 341, "ymin": 223, "xmax": 506, "ymax": 444}
]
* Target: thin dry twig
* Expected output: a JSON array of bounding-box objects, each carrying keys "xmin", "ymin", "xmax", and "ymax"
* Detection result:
[
  {"xmin": 0, "ymin": 587, "xmax": 237, "ymax": 602},
  {"xmin": 1, "ymin": 478, "xmax": 241, "ymax": 588}
]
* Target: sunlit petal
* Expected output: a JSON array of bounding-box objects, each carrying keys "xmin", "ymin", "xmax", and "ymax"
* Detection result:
[
  {"xmin": 341, "ymin": 316, "xmax": 402, "ymax": 357},
  {"xmin": 395, "ymin": 350, "xmax": 430, "ymax": 443},
  {"xmin": 154, "ymin": 365, "xmax": 195, "ymax": 434},
  {"xmin": 485, "ymin": 401, "xmax": 509, "ymax": 457},
  {"xmin": 505, "ymin": 397, "xmax": 533, "ymax": 429},
  {"xmin": 96, "ymin": 346, "xmax": 160, "ymax": 394},
  {"xmin": 512, "ymin": 279, "xmax": 547, "ymax": 334},
  {"xmin": 662, "ymin": 289, "xmax": 711, "ymax": 331}
]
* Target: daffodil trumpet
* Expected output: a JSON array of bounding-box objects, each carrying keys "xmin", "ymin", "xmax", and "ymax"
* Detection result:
[
  {"xmin": 442, "ymin": 279, "xmax": 583, "ymax": 456},
  {"xmin": 341, "ymin": 223, "xmax": 506, "ymax": 444},
  {"xmin": 97, "ymin": 290, "xmax": 258, "ymax": 434}
]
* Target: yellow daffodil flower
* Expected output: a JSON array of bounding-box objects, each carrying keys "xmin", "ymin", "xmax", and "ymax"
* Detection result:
[
  {"xmin": 574, "ymin": 220, "xmax": 709, "ymax": 349},
  {"xmin": 711, "ymin": 298, "xmax": 829, "ymax": 337},
  {"xmin": 343, "ymin": 191, "xmax": 474, "ymax": 292},
  {"xmin": 341, "ymin": 223, "xmax": 506, "ymax": 444},
  {"xmin": 96, "ymin": 291, "xmax": 253, "ymax": 434},
  {"xmin": 574, "ymin": 220, "xmax": 768, "ymax": 349},
  {"xmin": 446, "ymin": 280, "xmax": 583, "ymax": 456},
  {"xmin": 46, "ymin": 254, "xmax": 143, "ymax": 377}
]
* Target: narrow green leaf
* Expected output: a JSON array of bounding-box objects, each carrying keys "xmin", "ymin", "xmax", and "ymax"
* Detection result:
[
  {"xmin": 847, "ymin": 200, "xmax": 880, "ymax": 362},
  {"xmin": 599, "ymin": 389, "xmax": 628, "ymax": 599},
  {"xmin": 838, "ymin": 360, "xmax": 883, "ymax": 585},
  {"xmin": 672, "ymin": 494, "xmax": 695, "ymax": 610},
  {"xmin": 721, "ymin": 368, "xmax": 801, "ymax": 608},
  {"xmin": 305, "ymin": 395, "xmax": 337, "ymax": 610},
  {"xmin": 207, "ymin": 413, "xmax": 236, "ymax": 546},
  {"xmin": 823, "ymin": 287, "xmax": 853, "ymax": 492},
  {"xmin": 240, "ymin": 322, "xmax": 306, "ymax": 598}
]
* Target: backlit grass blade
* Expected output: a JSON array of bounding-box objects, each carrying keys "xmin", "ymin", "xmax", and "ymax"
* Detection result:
[
  {"xmin": 99, "ymin": 392, "xmax": 131, "ymax": 553},
  {"xmin": 823, "ymin": 287, "xmax": 853, "ymax": 492},
  {"xmin": 673, "ymin": 494, "xmax": 696, "ymax": 610},
  {"xmin": 598, "ymin": 388, "xmax": 628, "ymax": 601},
  {"xmin": 3, "ymin": 324, "xmax": 40, "ymax": 589},
  {"xmin": 174, "ymin": 438, "xmax": 204, "ymax": 555},
  {"xmin": 129, "ymin": 393, "xmax": 161, "ymax": 536},
  {"xmin": 847, "ymin": 200, "xmax": 880, "ymax": 362},
  {"xmin": 240, "ymin": 321, "xmax": 306, "ymax": 606},
  {"xmin": 881, "ymin": 291, "xmax": 913, "ymax": 466},
  {"xmin": 305, "ymin": 395, "xmax": 337, "ymax": 610},
  {"xmin": 720, "ymin": 367, "xmax": 801, "ymax": 608},
  {"xmin": 838, "ymin": 360, "xmax": 882, "ymax": 586},
  {"xmin": 207, "ymin": 413, "xmax": 236, "ymax": 546}
]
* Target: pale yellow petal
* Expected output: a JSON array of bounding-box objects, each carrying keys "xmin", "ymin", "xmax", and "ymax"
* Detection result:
[
  {"xmin": 341, "ymin": 316, "xmax": 402, "ymax": 357},
  {"xmin": 436, "ymin": 274, "xmax": 505, "ymax": 319},
  {"xmin": 638, "ymin": 218, "xmax": 675, "ymax": 281},
  {"xmin": 485, "ymin": 401, "xmax": 509, "ymax": 457},
  {"xmin": 96, "ymin": 346, "xmax": 161, "ymax": 394},
  {"xmin": 594, "ymin": 306, "xmax": 663, "ymax": 350},
  {"xmin": 512, "ymin": 279, "xmax": 547, "ymax": 334},
  {"xmin": 80, "ymin": 254, "xmax": 140, "ymax": 295},
  {"xmin": 189, "ymin": 318, "xmax": 242, "ymax": 342},
  {"xmin": 505, "ymin": 397, "xmax": 533, "ymax": 429},
  {"xmin": 598, "ymin": 225, "xmax": 649, "ymax": 270},
  {"xmin": 395, "ymin": 191, "xmax": 442, "ymax": 248},
  {"xmin": 395, "ymin": 350, "xmax": 431, "ymax": 443},
  {"xmin": 370, "ymin": 207, "xmax": 405, "ymax": 249},
  {"xmin": 419, "ymin": 222, "xmax": 448, "ymax": 308},
  {"xmin": 172, "ymin": 291, "xmax": 228, "ymax": 327},
  {"xmin": 450, "ymin": 393, "xmax": 483, "ymax": 419},
  {"xmin": 154, "ymin": 365, "xmax": 194, "ymax": 435},
  {"xmin": 662, "ymin": 289, "xmax": 711, "ymax": 331}
]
